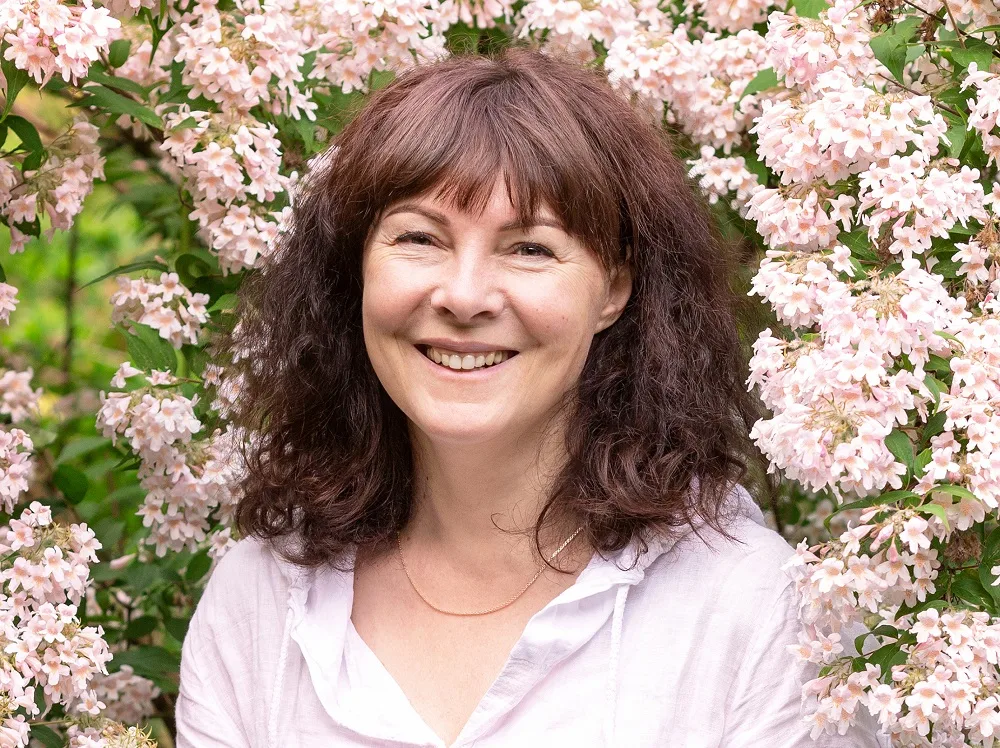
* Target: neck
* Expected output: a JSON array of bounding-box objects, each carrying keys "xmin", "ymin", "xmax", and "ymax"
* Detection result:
[{"xmin": 404, "ymin": 416, "xmax": 583, "ymax": 576}]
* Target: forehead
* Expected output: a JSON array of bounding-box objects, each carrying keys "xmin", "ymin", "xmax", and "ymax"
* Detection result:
[{"xmin": 379, "ymin": 177, "xmax": 564, "ymax": 228}]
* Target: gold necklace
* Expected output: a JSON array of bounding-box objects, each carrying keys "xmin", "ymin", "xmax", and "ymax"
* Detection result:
[{"xmin": 395, "ymin": 525, "xmax": 586, "ymax": 617}]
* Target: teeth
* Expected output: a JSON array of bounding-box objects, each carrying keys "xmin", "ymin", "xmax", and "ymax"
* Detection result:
[{"xmin": 423, "ymin": 346, "xmax": 511, "ymax": 370}]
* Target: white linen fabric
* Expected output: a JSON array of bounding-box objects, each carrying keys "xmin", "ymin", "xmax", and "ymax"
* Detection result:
[{"xmin": 176, "ymin": 484, "xmax": 890, "ymax": 748}]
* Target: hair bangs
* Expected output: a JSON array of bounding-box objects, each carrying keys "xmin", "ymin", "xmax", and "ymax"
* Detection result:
[{"xmin": 358, "ymin": 63, "xmax": 623, "ymax": 269}]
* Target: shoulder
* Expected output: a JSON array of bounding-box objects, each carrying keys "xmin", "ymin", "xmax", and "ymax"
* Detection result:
[
  {"xmin": 193, "ymin": 534, "xmax": 307, "ymax": 632},
  {"xmin": 635, "ymin": 484, "xmax": 797, "ymax": 620}
]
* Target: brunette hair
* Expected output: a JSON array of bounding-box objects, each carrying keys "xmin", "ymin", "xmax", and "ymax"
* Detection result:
[{"xmin": 222, "ymin": 45, "xmax": 768, "ymax": 568}]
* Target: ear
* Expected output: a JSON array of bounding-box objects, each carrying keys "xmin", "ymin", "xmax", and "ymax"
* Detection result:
[{"xmin": 595, "ymin": 263, "xmax": 633, "ymax": 334}]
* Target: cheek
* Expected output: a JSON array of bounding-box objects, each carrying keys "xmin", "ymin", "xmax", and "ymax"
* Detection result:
[
  {"xmin": 514, "ymin": 273, "xmax": 604, "ymax": 350},
  {"xmin": 362, "ymin": 256, "xmax": 424, "ymax": 334}
]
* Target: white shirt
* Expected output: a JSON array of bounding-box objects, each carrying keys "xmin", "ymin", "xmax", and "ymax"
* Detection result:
[{"xmin": 176, "ymin": 484, "xmax": 889, "ymax": 747}]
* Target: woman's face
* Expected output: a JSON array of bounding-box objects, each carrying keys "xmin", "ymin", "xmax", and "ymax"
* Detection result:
[{"xmin": 361, "ymin": 177, "xmax": 632, "ymax": 448}]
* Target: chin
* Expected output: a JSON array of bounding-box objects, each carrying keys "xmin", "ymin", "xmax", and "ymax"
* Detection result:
[{"xmin": 409, "ymin": 412, "xmax": 509, "ymax": 446}]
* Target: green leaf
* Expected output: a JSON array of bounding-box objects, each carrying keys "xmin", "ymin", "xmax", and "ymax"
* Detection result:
[
  {"xmin": 824, "ymin": 489, "xmax": 920, "ymax": 532},
  {"xmin": 924, "ymin": 354, "xmax": 952, "ymax": 377},
  {"xmin": 917, "ymin": 502, "xmax": 950, "ymax": 532},
  {"xmin": 0, "ymin": 261, "xmax": 6, "ymax": 283},
  {"xmin": 922, "ymin": 376, "xmax": 944, "ymax": 416},
  {"xmin": 854, "ymin": 624, "xmax": 901, "ymax": 656},
  {"xmin": 53, "ymin": 464, "xmax": 90, "ymax": 504},
  {"xmin": 90, "ymin": 561, "xmax": 126, "ymax": 583},
  {"xmin": 72, "ymin": 84, "xmax": 163, "ymax": 129},
  {"xmin": 85, "ymin": 67, "xmax": 148, "ymax": 97},
  {"xmin": 80, "ymin": 258, "xmax": 169, "ymax": 289},
  {"xmin": 208, "ymin": 293, "xmax": 238, "ymax": 312},
  {"xmin": 295, "ymin": 115, "xmax": 316, "ymax": 154},
  {"xmin": 93, "ymin": 518, "xmax": 126, "ymax": 551},
  {"xmin": 952, "ymin": 569, "xmax": 997, "ymax": 613},
  {"xmin": 105, "ymin": 483, "xmax": 146, "ymax": 505},
  {"xmin": 742, "ymin": 149, "xmax": 770, "ymax": 185},
  {"xmin": 914, "ymin": 447, "xmax": 931, "ymax": 478},
  {"xmin": 185, "ymin": 549, "xmax": 213, "ymax": 582},
  {"xmin": 984, "ymin": 527, "xmax": 1000, "ymax": 562},
  {"xmin": 864, "ymin": 641, "xmax": 908, "ymax": 680},
  {"xmin": 175, "ymin": 252, "xmax": 214, "ymax": 286},
  {"xmin": 944, "ymin": 114, "xmax": 967, "ymax": 158},
  {"xmin": 170, "ymin": 116, "xmax": 199, "ymax": 131},
  {"xmin": 839, "ymin": 229, "xmax": 878, "ymax": 262},
  {"xmin": 0, "ymin": 53, "xmax": 30, "ymax": 121},
  {"xmin": 739, "ymin": 67, "xmax": 780, "ymax": 103},
  {"xmin": 5, "ymin": 114, "xmax": 42, "ymax": 153},
  {"xmin": 951, "ymin": 39, "xmax": 994, "ymax": 71},
  {"xmin": 124, "ymin": 562, "xmax": 162, "ymax": 595},
  {"xmin": 56, "ymin": 436, "xmax": 112, "ymax": 465},
  {"xmin": 928, "ymin": 483, "xmax": 977, "ymax": 503},
  {"xmin": 933, "ymin": 329, "xmax": 965, "ymax": 349},
  {"xmin": 121, "ymin": 322, "xmax": 179, "ymax": 373},
  {"xmin": 790, "ymin": 0, "xmax": 829, "ymax": 18},
  {"xmin": 108, "ymin": 39, "xmax": 131, "ymax": 69},
  {"xmin": 110, "ymin": 645, "xmax": 179, "ymax": 678},
  {"xmin": 869, "ymin": 16, "xmax": 922, "ymax": 82},
  {"xmin": 29, "ymin": 725, "xmax": 63, "ymax": 748},
  {"xmin": 980, "ymin": 568, "xmax": 1000, "ymax": 605},
  {"xmin": 894, "ymin": 596, "xmax": 948, "ymax": 621},
  {"xmin": 885, "ymin": 429, "xmax": 915, "ymax": 475},
  {"xmin": 124, "ymin": 615, "xmax": 159, "ymax": 639},
  {"xmin": 981, "ymin": 528, "xmax": 1000, "ymax": 604},
  {"xmin": 164, "ymin": 615, "xmax": 190, "ymax": 642}
]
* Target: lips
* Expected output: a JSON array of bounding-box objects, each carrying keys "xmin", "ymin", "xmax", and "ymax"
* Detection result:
[{"xmin": 418, "ymin": 345, "xmax": 518, "ymax": 371}]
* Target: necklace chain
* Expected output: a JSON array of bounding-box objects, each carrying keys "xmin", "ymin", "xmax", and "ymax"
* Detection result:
[{"xmin": 395, "ymin": 525, "xmax": 585, "ymax": 617}]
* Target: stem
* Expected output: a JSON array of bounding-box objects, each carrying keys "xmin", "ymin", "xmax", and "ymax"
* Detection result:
[
  {"xmin": 62, "ymin": 220, "xmax": 78, "ymax": 379},
  {"xmin": 897, "ymin": 0, "xmax": 945, "ymax": 25},
  {"xmin": 940, "ymin": 0, "xmax": 966, "ymax": 47},
  {"xmin": 896, "ymin": 0, "xmax": 1000, "ymax": 59},
  {"xmin": 877, "ymin": 73, "xmax": 962, "ymax": 117}
]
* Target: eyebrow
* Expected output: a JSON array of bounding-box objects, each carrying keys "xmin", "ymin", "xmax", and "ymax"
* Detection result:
[{"xmin": 381, "ymin": 203, "xmax": 566, "ymax": 232}]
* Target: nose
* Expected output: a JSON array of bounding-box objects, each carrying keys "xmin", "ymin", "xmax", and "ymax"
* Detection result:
[{"xmin": 429, "ymin": 246, "xmax": 504, "ymax": 324}]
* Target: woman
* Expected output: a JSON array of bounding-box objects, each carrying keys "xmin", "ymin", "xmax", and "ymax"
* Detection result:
[{"xmin": 176, "ymin": 48, "xmax": 885, "ymax": 747}]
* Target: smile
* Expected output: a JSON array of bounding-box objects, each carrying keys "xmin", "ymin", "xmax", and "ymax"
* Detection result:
[{"xmin": 417, "ymin": 345, "xmax": 518, "ymax": 371}]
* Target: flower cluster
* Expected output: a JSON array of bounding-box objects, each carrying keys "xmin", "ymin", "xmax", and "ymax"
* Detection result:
[
  {"xmin": 687, "ymin": 0, "xmax": 778, "ymax": 33},
  {"xmin": 173, "ymin": 0, "xmax": 314, "ymax": 118},
  {"xmin": 1, "ymin": 121, "xmax": 105, "ymax": 254},
  {"xmin": 752, "ymin": 72, "xmax": 946, "ymax": 189},
  {"xmin": 655, "ymin": 0, "xmax": 1000, "ymax": 737},
  {"xmin": 0, "ymin": 0, "xmax": 120, "ymax": 86},
  {"xmin": 86, "ymin": 665, "xmax": 159, "ymax": 726},
  {"xmin": 764, "ymin": 1, "xmax": 877, "ymax": 91},
  {"xmin": 0, "ymin": 368, "xmax": 40, "ymax": 425},
  {"xmin": 97, "ymin": 364, "xmax": 239, "ymax": 556},
  {"xmin": 109, "ymin": 273, "xmax": 210, "ymax": 349},
  {"xmin": 303, "ymin": 0, "xmax": 449, "ymax": 94},
  {"xmin": 607, "ymin": 26, "xmax": 770, "ymax": 153},
  {"xmin": 687, "ymin": 146, "xmax": 764, "ymax": 213},
  {"xmin": 0, "ymin": 428, "xmax": 34, "ymax": 514},
  {"xmin": 159, "ymin": 110, "xmax": 290, "ymax": 274},
  {"xmin": 0, "ymin": 284, "xmax": 19, "ymax": 325},
  {"xmin": 786, "ymin": 509, "xmax": 1000, "ymax": 743},
  {"xmin": 0, "ymin": 502, "xmax": 113, "ymax": 747},
  {"xmin": 964, "ymin": 64, "xmax": 1000, "ymax": 168},
  {"xmin": 67, "ymin": 720, "xmax": 157, "ymax": 748}
]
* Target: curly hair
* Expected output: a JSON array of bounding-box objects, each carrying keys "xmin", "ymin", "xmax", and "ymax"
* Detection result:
[{"xmin": 221, "ymin": 45, "xmax": 768, "ymax": 569}]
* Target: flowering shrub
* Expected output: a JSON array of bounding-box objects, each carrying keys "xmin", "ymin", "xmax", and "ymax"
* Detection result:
[{"xmin": 1, "ymin": 0, "xmax": 999, "ymax": 743}]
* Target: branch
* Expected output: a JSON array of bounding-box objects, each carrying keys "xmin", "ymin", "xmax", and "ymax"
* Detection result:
[{"xmin": 877, "ymin": 73, "xmax": 962, "ymax": 117}]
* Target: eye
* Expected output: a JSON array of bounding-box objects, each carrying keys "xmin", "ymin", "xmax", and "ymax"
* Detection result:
[
  {"xmin": 515, "ymin": 243, "xmax": 555, "ymax": 258},
  {"xmin": 394, "ymin": 231, "xmax": 436, "ymax": 246}
]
